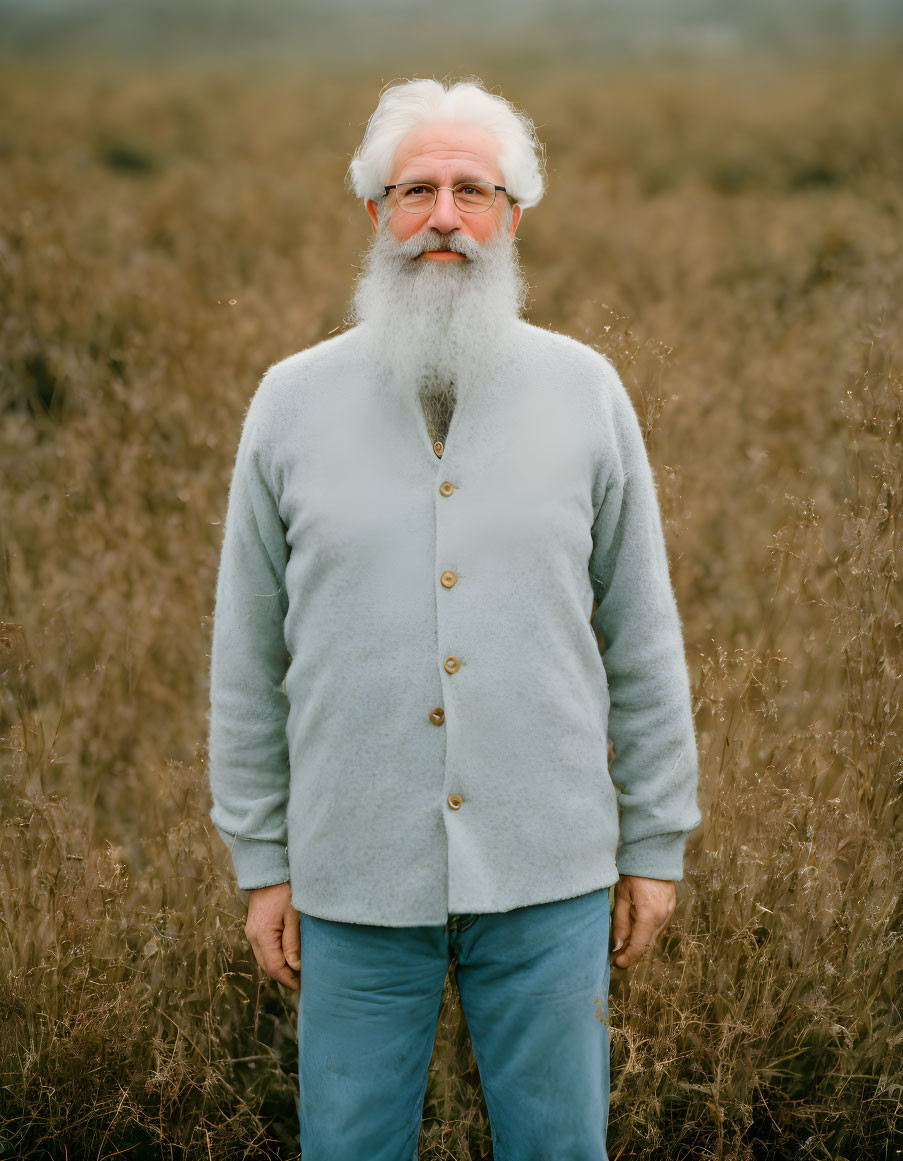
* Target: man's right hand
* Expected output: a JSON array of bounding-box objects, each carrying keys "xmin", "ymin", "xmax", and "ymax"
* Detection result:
[{"xmin": 245, "ymin": 881, "xmax": 301, "ymax": 990}]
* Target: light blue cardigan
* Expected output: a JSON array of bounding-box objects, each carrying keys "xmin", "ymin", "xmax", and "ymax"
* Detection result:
[{"xmin": 207, "ymin": 319, "xmax": 702, "ymax": 926}]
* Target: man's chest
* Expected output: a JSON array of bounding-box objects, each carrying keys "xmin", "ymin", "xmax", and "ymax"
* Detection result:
[{"xmin": 277, "ymin": 377, "xmax": 599, "ymax": 572}]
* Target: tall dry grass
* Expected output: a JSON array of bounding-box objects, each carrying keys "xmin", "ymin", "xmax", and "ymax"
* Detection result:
[{"xmin": 1, "ymin": 48, "xmax": 901, "ymax": 1160}]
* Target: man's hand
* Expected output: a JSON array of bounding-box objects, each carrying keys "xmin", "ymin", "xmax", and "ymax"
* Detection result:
[
  {"xmin": 610, "ymin": 875, "xmax": 676, "ymax": 969},
  {"xmin": 245, "ymin": 882, "xmax": 301, "ymax": 990}
]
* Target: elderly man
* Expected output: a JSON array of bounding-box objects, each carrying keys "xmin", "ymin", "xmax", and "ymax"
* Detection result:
[{"xmin": 208, "ymin": 76, "xmax": 702, "ymax": 1161}]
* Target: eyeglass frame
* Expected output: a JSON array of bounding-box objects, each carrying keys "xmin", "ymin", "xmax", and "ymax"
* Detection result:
[{"xmin": 382, "ymin": 181, "xmax": 514, "ymax": 214}]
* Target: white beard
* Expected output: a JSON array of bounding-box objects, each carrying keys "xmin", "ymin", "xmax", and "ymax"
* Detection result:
[{"xmin": 346, "ymin": 200, "xmax": 529, "ymax": 416}]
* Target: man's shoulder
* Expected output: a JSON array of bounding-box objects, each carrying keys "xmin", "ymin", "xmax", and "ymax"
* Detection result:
[
  {"xmin": 244, "ymin": 326, "xmax": 366, "ymax": 430},
  {"xmin": 259, "ymin": 325, "xmax": 366, "ymax": 393},
  {"xmin": 513, "ymin": 320, "xmax": 623, "ymax": 399}
]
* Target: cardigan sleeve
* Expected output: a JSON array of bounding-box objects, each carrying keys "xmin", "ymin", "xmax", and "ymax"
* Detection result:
[
  {"xmin": 588, "ymin": 365, "xmax": 702, "ymax": 881},
  {"xmin": 207, "ymin": 380, "xmax": 293, "ymax": 892}
]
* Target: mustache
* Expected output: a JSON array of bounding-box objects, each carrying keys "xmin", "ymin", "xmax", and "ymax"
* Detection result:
[
  {"xmin": 376, "ymin": 227, "xmax": 493, "ymax": 263},
  {"xmin": 412, "ymin": 233, "xmax": 463, "ymax": 255}
]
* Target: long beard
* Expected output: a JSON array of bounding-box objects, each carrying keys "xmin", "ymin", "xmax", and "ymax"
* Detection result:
[{"xmin": 346, "ymin": 201, "xmax": 529, "ymax": 413}]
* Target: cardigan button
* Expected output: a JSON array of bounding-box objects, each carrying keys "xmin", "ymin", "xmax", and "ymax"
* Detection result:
[
  {"xmin": 444, "ymin": 656, "xmax": 460, "ymax": 673},
  {"xmin": 433, "ymin": 439, "xmax": 444, "ymax": 457},
  {"xmin": 429, "ymin": 706, "xmax": 445, "ymax": 726},
  {"xmin": 440, "ymin": 570, "xmax": 458, "ymax": 588},
  {"xmin": 439, "ymin": 481, "xmax": 457, "ymax": 497},
  {"xmin": 447, "ymin": 793, "xmax": 464, "ymax": 810}
]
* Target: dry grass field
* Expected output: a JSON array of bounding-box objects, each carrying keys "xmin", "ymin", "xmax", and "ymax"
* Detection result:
[{"xmin": 1, "ymin": 46, "xmax": 902, "ymax": 1160}]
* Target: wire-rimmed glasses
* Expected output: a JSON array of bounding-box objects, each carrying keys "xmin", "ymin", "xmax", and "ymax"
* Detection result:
[{"xmin": 383, "ymin": 181, "xmax": 510, "ymax": 214}]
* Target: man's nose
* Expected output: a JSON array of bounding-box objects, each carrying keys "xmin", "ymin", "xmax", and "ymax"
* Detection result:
[{"xmin": 424, "ymin": 187, "xmax": 463, "ymax": 235}]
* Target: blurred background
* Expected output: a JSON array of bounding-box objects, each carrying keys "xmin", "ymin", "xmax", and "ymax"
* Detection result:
[
  {"xmin": 2, "ymin": 0, "xmax": 903, "ymax": 64},
  {"xmin": 1, "ymin": 3, "xmax": 902, "ymax": 1160}
]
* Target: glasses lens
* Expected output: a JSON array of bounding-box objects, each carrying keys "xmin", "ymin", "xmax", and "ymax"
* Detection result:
[
  {"xmin": 395, "ymin": 183, "xmax": 437, "ymax": 212},
  {"xmin": 454, "ymin": 182, "xmax": 495, "ymax": 212},
  {"xmin": 393, "ymin": 182, "xmax": 497, "ymax": 213}
]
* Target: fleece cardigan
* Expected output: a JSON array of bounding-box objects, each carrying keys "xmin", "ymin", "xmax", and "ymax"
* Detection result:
[{"xmin": 206, "ymin": 319, "xmax": 703, "ymax": 926}]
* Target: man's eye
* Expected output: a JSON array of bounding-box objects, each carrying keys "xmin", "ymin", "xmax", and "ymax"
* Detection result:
[
  {"xmin": 458, "ymin": 186, "xmax": 479, "ymax": 195},
  {"xmin": 403, "ymin": 185, "xmax": 431, "ymax": 196}
]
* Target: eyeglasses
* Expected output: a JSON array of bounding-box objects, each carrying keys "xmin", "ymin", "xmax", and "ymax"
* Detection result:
[{"xmin": 383, "ymin": 181, "xmax": 510, "ymax": 214}]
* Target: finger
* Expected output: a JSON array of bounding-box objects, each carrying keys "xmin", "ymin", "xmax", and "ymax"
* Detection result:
[
  {"xmin": 260, "ymin": 947, "xmax": 300, "ymax": 990},
  {"xmin": 282, "ymin": 906, "xmax": 301, "ymax": 973},
  {"xmin": 275, "ymin": 967, "xmax": 300, "ymax": 990},
  {"xmin": 613, "ymin": 935, "xmax": 652, "ymax": 969},
  {"xmin": 612, "ymin": 914, "xmax": 659, "ymax": 969},
  {"xmin": 252, "ymin": 929, "xmax": 300, "ymax": 990},
  {"xmin": 610, "ymin": 894, "xmax": 633, "ymax": 955}
]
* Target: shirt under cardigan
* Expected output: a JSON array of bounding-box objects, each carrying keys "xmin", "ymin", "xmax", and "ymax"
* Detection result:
[{"xmin": 206, "ymin": 319, "xmax": 703, "ymax": 926}]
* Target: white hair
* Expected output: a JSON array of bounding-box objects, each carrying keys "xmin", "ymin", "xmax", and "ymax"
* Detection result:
[{"xmin": 345, "ymin": 75, "xmax": 547, "ymax": 211}]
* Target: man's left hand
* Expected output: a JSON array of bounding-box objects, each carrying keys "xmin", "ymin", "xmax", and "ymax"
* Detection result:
[{"xmin": 610, "ymin": 875, "xmax": 677, "ymax": 969}]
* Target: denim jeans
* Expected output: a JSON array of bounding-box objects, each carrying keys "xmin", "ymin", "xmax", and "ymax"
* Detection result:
[{"xmin": 296, "ymin": 884, "xmax": 614, "ymax": 1160}]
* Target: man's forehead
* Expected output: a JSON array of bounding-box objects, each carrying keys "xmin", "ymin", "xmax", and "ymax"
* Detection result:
[{"xmin": 390, "ymin": 121, "xmax": 501, "ymax": 178}]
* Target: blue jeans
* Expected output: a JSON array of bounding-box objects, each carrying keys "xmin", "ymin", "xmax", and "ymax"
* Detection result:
[{"xmin": 296, "ymin": 884, "xmax": 613, "ymax": 1160}]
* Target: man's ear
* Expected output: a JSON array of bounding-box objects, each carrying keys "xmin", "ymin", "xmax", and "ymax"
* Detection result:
[
  {"xmin": 509, "ymin": 203, "xmax": 522, "ymax": 237},
  {"xmin": 365, "ymin": 198, "xmax": 379, "ymax": 233}
]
